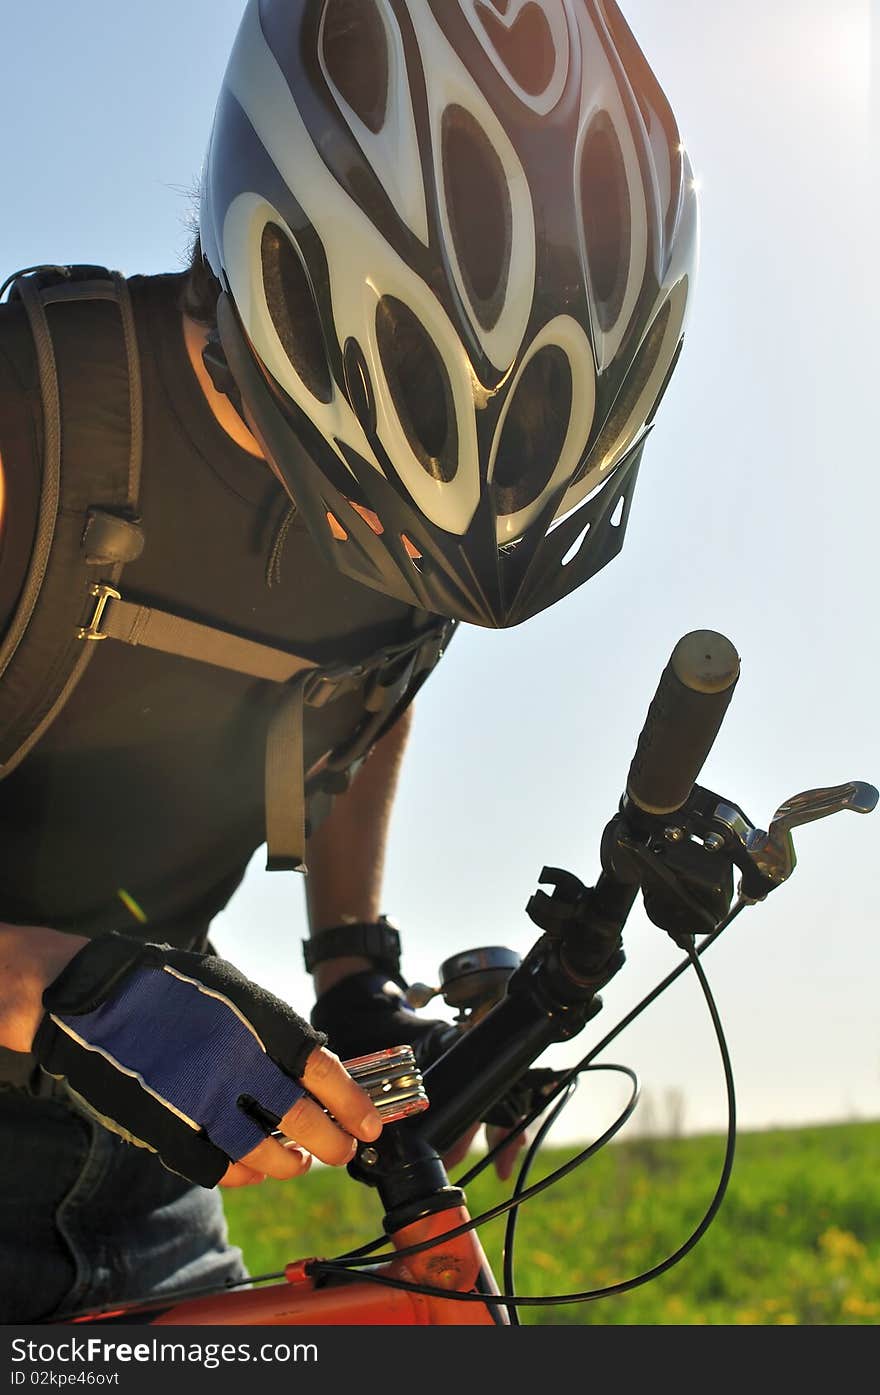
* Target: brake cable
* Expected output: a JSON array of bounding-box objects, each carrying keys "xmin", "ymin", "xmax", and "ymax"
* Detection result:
[
  {"xmin": 502, "ymin": 1075, "xmax": 580, "ymax": 1325},
  {"xmin": 328, "ymin": 898, "xmax": 743, "ymax": 1287},
  {"xmin": 310, "ymin": 934, "xmax": 736, "ymax": 1309},
  {"xmin": 313, "ymin": 1064, "xmax": 640, "ymax": 1280}
]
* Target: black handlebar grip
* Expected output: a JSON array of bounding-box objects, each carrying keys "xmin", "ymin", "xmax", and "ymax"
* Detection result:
[{"xmin": 626, "ymin": 631, "xmax": 741, "ymax": 816}]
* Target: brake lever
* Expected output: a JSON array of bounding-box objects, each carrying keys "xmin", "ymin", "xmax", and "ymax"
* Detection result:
[{"xmin": 742, "ymin": 780, "xmax": 877, "ymax": 895}]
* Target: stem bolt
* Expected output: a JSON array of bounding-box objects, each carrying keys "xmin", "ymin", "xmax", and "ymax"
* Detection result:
[
  {"xmin": 704, "ymin": 832, "xmax": 726, "ymax": 851},
  {"xmin": 664, "ymin": 826, "xmax": 686, "ymax": 843}
]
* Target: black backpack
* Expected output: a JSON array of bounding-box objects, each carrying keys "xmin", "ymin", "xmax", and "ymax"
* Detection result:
[{"xmin": 0, "ymin": 264, "xmax": 452, "ymax": 871}]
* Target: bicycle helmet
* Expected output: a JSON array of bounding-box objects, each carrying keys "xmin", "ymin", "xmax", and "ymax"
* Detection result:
[{"xmin": 199, "ymin": 0, "xmax": 699, "ymax": 627}]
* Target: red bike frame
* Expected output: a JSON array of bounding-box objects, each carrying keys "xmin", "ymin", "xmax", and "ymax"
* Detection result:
[{"xmin": 74, "ymin": 1205, "xmax": 502, "ymax": 1326}]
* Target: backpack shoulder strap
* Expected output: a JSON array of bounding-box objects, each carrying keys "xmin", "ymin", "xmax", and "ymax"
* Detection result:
[{"xmin": 0, "ymin": 264, "xmax": 145, "ymax": 776}]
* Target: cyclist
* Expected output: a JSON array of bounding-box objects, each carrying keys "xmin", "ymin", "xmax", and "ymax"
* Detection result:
[{"xmin": 0, "ymin": 0, "xmax": 698, "ymax": 1322}]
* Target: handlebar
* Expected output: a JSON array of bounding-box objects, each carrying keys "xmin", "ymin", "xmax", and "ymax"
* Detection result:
[
  {"xmin": 626, "ymin": 630, "xmax": 740, "ymax": 815},
  {"xmin": 350, "ymin": 628, "xmax": 876, "ymax": 1236}
]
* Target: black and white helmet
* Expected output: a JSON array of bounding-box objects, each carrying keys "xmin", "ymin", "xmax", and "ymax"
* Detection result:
[{"xmin": 200, "ymin": 0, "xmax": 699, "ymax": 627}]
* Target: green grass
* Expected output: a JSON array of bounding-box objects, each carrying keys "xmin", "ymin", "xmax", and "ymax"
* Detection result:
[{"xmin": 222, "ymin": 1120, "xmax": 880, "ymax": 1324}]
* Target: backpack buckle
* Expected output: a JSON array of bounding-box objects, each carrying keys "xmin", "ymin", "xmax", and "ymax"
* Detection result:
[{"xmin": 77, "ymin": 583, "xmax": 121, "ymax": 641}]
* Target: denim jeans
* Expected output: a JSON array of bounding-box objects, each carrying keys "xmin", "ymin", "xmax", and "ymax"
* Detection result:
[{"xmin": 0, "ymin": 1081, "xmax": 247, "ymax": 1323}]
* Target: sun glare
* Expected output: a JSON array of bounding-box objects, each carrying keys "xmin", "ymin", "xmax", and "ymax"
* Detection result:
[{"xmin": 787, "ymin": 3, "xmax": 871, "ymax": 116}]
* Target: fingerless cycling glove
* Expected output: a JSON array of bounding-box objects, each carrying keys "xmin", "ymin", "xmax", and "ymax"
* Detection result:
[{"xmin": 32, "ymin": 932, "xmax": 326, "ymax": 1187}]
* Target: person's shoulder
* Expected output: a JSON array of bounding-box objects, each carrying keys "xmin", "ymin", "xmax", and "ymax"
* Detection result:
[{"xmin": 126, "ymin": 269, "xmax": 188, "ymax": 314}]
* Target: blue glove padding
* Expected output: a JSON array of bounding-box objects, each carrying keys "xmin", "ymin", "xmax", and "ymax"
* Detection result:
[
  {"xmin": 311, "ymin": 971, "xmax": 459, "ymax": 1069},
  {"xmin": 33, "ymin": 932, "xmax": 326, "ymax": 1187}
]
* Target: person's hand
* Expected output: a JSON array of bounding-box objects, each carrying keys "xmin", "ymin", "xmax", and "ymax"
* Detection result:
[
  {"xmin": 311, "ymin": 970, "xmax": 529, "ymax": 1179},
  {"xmin": 441, "ymin": 1121, "xmax": 527, "ymax": 1182},
  {"xmin": 221, "ymin": 1043, "xmax": 382, "ymax": 1187},
  {"xmin": 445, "ymin": 1068, "xmax": 565, "ymax": 1180},
  {"xmin": 310, "ymin": 969, "xmax": 459, "ymax": 1065},
  {"xmin": 31, "ymin": 932, "xmax": 382, "ymax": 1188}
]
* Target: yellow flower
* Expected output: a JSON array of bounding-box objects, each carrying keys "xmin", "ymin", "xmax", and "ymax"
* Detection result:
[
  {"xmin": 842, "ymin": 1296, "xmax": 880, "ymax": 1318},
  {"xmin": 818, "ymin": 1227, "xmax": 866, "ymax": 1261},
  {"xmin": 736, "ymin": 1310, "xmax": 760, "ymax": 1325}
]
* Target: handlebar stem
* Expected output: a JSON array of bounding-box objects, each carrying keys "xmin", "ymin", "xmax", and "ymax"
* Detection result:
[{"xmin": 416, "ymin": 944, "xmax": 605, "ymax": 1157}]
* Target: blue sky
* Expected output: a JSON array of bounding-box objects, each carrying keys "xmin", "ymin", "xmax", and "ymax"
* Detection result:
[{"xmin": 2, "ymin": 1, "xmax": 877, "ymax": 1143}]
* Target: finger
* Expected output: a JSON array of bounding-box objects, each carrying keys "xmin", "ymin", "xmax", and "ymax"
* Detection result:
[
  {"xmin": 274, "ymin": 1090, "xmax": 363, "ymax": 1167},
  {"xmin": 487, "ymin": 1125, "xmax": 527, "ymax": 1182},
  {"xmin": 301, "ymin": 1045, "xmax": 382, "ymax": 1142},
  {"xmin": 239, "ymin": 1134, "xmax": 314, "ymax": 1179},
  {"xmin": 221, "ymin": 1161, "xmax": 267, "ymax": 1188},
  {"xmin": 442, "ymin": 1121, "xmax": 481, "ymax": 1171}
]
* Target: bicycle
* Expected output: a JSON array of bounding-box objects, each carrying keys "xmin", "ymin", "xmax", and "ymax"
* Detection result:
[{"xmin": 60, "ymin": 630, "xmax": 876, "ymax": 1327}]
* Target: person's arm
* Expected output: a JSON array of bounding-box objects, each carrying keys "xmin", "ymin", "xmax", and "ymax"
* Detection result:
[
  {"xmin": 0, "ymin": 924, "xmax": 87, "ymax": 1053},
  {"xmin": 304, "ymin": 706, "xmax": 413, "ymax": 995},
  {"xmin": 304, "ymin": 706, "xmax": 528, "ymax": 1180}
]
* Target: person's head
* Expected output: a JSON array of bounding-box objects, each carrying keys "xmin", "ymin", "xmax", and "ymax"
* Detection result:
[{"xmin": 197, "ymin": 0, "xmax": 698, "ymax": 627}]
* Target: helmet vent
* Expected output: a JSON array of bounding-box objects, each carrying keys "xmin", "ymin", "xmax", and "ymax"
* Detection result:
[
  {"xmin": 580, "ymin": 112, "xmax": 631, "ymax": 331},
  {"xmin": 376, "ymin": 296, "xmax": 459, "ymax": 484},
  {"xmin": 442, "ymin": 105, "xmax": 512, "ymax": 331},
  {"xmin": 492, "ymin": 345, "xmax": 572, "ymax": 515},
  {"xmin": 261, "ymin": 224, "xmax": 333, "ymax": 404},
  {"xmin": 321, "ymin": 0, "xmax": 389, "ymax": 135},
  {"xmin": 562, "ymin": 519, "xmax": 591, "ymax": 568},
  {"xmin": 343, "ymin": 336, "xmax": 378, "ymax": 437},
  {"xmin": 474, "ymin": 2, "xmax": 557, "ymax": 98}
]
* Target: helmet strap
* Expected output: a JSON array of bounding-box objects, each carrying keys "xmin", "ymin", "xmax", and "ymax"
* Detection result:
[{"xmin": 202, "ymin": 328, "xmax": 249, "ymax": 428}]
